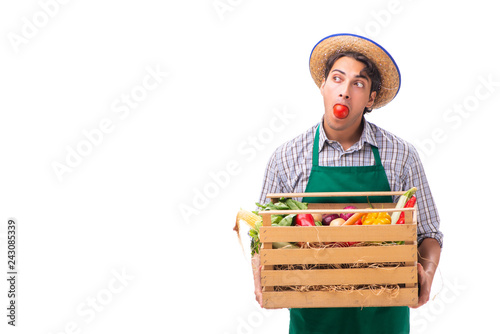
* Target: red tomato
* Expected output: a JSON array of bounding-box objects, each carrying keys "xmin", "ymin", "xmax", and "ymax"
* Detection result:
[
  {"xmin": 333, "ymin": 104, "xmax": 349, "ymax": 119},
  {"xmin": 295, "ymin": 214, "xmax": 315, "ymax": 226}
]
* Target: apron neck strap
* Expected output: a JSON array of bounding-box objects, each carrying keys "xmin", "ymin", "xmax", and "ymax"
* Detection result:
[
  {"xmin": 371, "ymin": 145, "xmax": 382, "ymax": 165},
  {"xmin": 312, "ymin": 125, "xmax": 382, "ymax": 166},
  {"xmin": 312, "ymin": 125, "xmax": 321, "ymax": 166}
]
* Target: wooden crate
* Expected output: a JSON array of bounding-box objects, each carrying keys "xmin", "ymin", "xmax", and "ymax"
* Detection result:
[{"xmin": 259, "ymin": 191, "xmax": 418, "ymax": 309}]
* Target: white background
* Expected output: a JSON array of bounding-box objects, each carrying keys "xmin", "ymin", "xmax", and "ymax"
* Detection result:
[{"xmin": 0, "ymin": 0, "xmax": 498, "ymax": 333}]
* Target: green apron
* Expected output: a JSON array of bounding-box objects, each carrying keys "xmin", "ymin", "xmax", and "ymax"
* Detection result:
[{"xmin": 289, "ymin": 126, "xmax": 409, "ymax": 334}]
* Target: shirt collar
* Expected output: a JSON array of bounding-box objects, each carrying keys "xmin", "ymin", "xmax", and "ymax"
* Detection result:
[{"xmin": 318, "ymin": 116, "xmax": 378, "ymax": 153}]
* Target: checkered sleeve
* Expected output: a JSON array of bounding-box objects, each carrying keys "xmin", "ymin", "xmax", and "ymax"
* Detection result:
[
  {"xmin": 257, "ymin": 151, "xmax": 282, "ymax": 207},
  {"xmin": 403, "ymin": 145, "xmax": 444, "ymax": 248}
]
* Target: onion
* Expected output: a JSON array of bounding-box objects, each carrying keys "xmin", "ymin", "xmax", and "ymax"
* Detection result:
[
  {"xmin": 322, "ymin": 214, "xmax": 339, "ymax": 226},
  {"xmin": 339, "ymin": 206, "xmax": 358, "ymax": 221}
]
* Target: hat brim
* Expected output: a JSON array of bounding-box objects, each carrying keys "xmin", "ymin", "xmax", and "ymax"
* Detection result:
[{"xmin": 309, "ymin": 33, "xmax": 400, "ymax": 109}]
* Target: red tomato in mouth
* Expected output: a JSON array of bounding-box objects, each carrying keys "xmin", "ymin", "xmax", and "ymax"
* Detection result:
[{"xmin": 333, "ymin": 104, "xmax": 349, "ymax": 119}]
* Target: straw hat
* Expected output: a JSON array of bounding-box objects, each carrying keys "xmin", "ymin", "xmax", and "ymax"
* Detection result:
[{"xmin": 309, "ymin": 33, "xmax": 400, "ymax": 109}]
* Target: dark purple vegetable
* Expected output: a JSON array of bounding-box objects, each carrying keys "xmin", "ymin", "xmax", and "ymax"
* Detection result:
[{"xmin": 322, "ymin": 214, "xmax": 339, "ymax": 226}]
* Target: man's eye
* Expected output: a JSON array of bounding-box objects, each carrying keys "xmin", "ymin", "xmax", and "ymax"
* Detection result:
[{"xmin": 355, "ymin": 82, "xmax": 364, "ymax": 88}]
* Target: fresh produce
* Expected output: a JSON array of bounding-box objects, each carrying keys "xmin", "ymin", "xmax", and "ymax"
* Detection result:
[
  {"xmin": 272, "ymin": 242, "xmax": 299, "ymax": 249},
  {"xmin": 270, "ymin": 214, "xmax": 295, "ymax": 226},
  {"xmin": 248, "ymin": 221, "xmax": 262, "ymax": 255},
  {"xmin": 234, "ymin": 209, "xmax": 263, "ymax": 256},
  {"xmin": 362, "ymin": 212, "xmax": 391, "ymax": 225},
  {"xmin": 235, "ymin": 198, "xmax": 311, "ymax": 255},
  {"xmin": 343, "ymin": 212, "xmax": 366, "ymax": 225},
  {"xmin": 322, "ymin": 206, "xmax": 358, "ymax": 225},
  {"xmin": 284, "ymin": 198, "xmax": 307, "ymax": 210},
  {"xmin": 396, "ymin": 195, "xmax": 417, "ymax": 224},
  {"xmin": 330, "ymin": 218, "xmax": 346, "ymax": 226},
  {"xmin": 322, "ymin": 214, "xmax": 339, "ymax": 225},
  {"xmin": 234, "ymin": 199, "xmax": 375, "ymax": 255},
  {"xmin": 295, "ymin": 214, "xmax": 315, "ymax": 226},
  {"xmin": 256, "ymin": 197, "xmax": 308, "ymax": 227},
  {"xmin": 312, "ymin": 214, "xmax": 323, "ymax": 223},
  {"xmin": 256, "ymin": 198, "xmax": 307, "ymax": 211},
  {"xmin": 235, "ymin": 209, "xmax": 262, "ymax": 229},
  {"xmin": 333, "ymin": 104, "xmax": 349, "ymax": 119},
  {"xmin": 391, "ymin": 187, "xmax": 417, "ymax": 224},
  {"xmin": 340, "ymin": 206, "xmax": 357, "ymax": 221}
]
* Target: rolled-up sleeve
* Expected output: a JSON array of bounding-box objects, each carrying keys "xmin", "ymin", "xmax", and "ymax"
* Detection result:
[{"xmin": 403, "ymin": 145, "xmax": 444, "ymax": 248}]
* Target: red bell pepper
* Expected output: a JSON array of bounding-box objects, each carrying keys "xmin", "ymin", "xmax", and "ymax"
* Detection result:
[
  {"xmin": 396, "ymin": 195, "xmax": 417, "ymax": 224},
  {"xmin": 295, "ymin": 214, "xmax": 315, "ymax": 226}
]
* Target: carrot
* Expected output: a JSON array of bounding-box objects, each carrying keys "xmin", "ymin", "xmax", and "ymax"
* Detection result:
[{"xmin": 342, "ymin": 212, "xmax": 366, "ymax": 225}]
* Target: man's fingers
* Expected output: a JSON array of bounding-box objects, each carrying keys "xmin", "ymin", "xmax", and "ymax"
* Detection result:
[
  {"xmin": 410, "ymin": 262, "xmax": 431, "ymax": 308},
  {"xmin": 252, "ymin": 257, "xmax": 263, "ymax": 307},
  {"xmin": 255, "ymin": 291, "xmax": 263, "ymax": 307}
]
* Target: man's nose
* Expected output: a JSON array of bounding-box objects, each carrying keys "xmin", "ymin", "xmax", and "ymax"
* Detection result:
[{"xmin": 339, "ymin": 83, "xmax": 350, "ymax": 99}]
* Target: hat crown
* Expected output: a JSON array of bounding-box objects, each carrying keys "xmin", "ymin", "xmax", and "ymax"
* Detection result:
[{"xmin": 309, "ymin": 33, "xmax": 400, "ymax": 109}]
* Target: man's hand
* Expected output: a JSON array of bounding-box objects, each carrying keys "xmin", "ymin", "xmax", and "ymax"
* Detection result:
[
  {"xmin": 411, "ymin": 263, "xmax": 431, "ymax": 308},
  {"xmin": 252, "ymin": 254, "xmax": 263, "ymax": 307},
  {"xmin": 411, "ymin": 238, "xmax": 441, "ymax": 309}
]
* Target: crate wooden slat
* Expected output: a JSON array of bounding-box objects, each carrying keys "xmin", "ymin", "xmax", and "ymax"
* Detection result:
[
  {"xmin": 266, "ymin": 191, "xmax": 407, "ymax": 199},
  {"xmin": 307, "ymin": 202, "xmax": 396, "ymax": 209},
  {"xmin": 261, "ymin": 210, "xmax": 274, "ymax": 293},
  {"xmin": 261, "ymin": 245, "xmax": 417, "ymax": 265},
  {"xmin": 260, "ymin": 224, "xmax": 416, "ymax": 243},
  {"xmin": 262, "ymin": 266, "xmax": 417, "ymax": 286},
  {"xmin": 259, "ymin": 191, "xmax": 419, "ymax": 309},
  {"xmin": 263, "ymin": 288, "xmax": 418, "ymax": 309}
]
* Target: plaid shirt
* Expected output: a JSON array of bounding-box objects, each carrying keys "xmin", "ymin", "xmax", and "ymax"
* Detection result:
[{"xmin": 258, "ymin": 117, "xmax": 443, "ymax": 247}]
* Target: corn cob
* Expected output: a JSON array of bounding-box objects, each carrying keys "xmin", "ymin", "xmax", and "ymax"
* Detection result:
[
  {"xmin": 235, "ymin": 209, "xmax": 262, "ymax": 229},
  {"xmin": 233, "ymin": 209, "xmax": 263, "ymax": 256}
]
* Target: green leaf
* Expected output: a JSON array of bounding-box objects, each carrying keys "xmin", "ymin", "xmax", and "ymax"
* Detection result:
[
  {"xmin": 273, "ymin": 202, "xmax": 290, "ymax": 210},
  {"xmin": 279, "ymin": 214, "xmax": 296, "ymax": 226},
  {"xmin": 282, "ymin": 198, "xmax": 308, "ymax": 210},
  {"xmin": 271, "ymin": 215, "xmax": 283, "ymax": 225},
  {"xmin": 255, "ymin": 202, "xmax": 267, "ymax": 209},
  {"xmin": 250, "ymin": 238, "xmax": 260, "ymax": 255},
  {"xmin": 285, "ymin": 199, "xmax": 299, "ymax": 210},
  {"xmin": 294, "ymin": 200, "xmax": 308, "ymax": 210}
]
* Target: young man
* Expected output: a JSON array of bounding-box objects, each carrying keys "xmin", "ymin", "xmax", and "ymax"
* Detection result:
[{"xmin": 252, "ymin": 34, "xmax": 443, "ymax": 334}]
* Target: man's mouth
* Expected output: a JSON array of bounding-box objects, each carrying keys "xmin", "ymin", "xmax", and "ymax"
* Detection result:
[{"xmin": 333, "ymin": 104, "xmax": 349, "ymax": 119}]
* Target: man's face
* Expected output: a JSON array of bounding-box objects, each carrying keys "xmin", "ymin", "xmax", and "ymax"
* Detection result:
[{"xmin": 320, "ymin": 56, "xmax": 376, "ymax": 134}]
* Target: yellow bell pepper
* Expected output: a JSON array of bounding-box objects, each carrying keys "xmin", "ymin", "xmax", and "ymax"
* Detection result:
[{"xmin": 362, "ymin": 212, "xmax": 391, "ymax": 225}]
